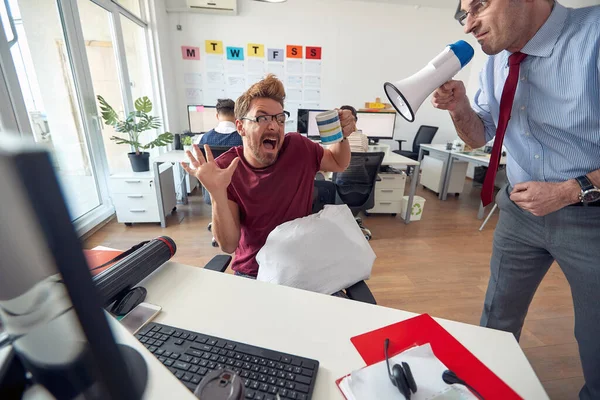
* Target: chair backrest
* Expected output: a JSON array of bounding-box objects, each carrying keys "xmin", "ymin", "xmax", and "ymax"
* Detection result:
[
  {"xmin": 312, "ymin": 180, "xmax": 337, "ymax": 214},
  {"xmin": 332, "ymin": 152, "xmax": 385, "ymax": 210},
  {"xmin": 412, "ymin": 125, "xmax": 438, "ymax": 153}
]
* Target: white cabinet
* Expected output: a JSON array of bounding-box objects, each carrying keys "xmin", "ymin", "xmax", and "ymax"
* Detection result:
[
  {"xmin": 109, "ymin": 166, "xmax": 177, "ymax": 225},
  {"xmin": 368, "ymin": 172, "xmax": 406, "ymax": 214},
  {"xmin": 420, "ymin": 155, "xmax": 468, "ymax": 195}
]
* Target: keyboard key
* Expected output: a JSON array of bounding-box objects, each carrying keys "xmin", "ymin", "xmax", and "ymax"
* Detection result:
[
  {"xmin": 191, "ymin": 357, "xmax": 200, "ymax": 365},
  {"xmin": 258, "ymin": 374, "xmax": 267, "ymax": 383},
  {"xmin": 208, "ymin": 362, "xmax": 216, "ymax": 369},
  {"xmin": 289, "ymin": 391, "xmax": 298, "ymax": 399},
  {"xmin": 280, "ymin": 388, "xmax": 289, "ymax": 397},
  {"xmin": 226, "ymin": 344, "xmax": 236, "ymax": 350},
  {"xmin": 158, "ymin": 356, "xmax": 166, "ymax": 363},
  {"xmin": 250, "ymin": 373, "xmax": 259, "ymax": 380},
  {"xmin": 195, "ymin": 337, "xmax": 208, "ymax": 344},
  {"xmin": 267, "ymin": 361, "xmax": 276, "ymax": 368},
  {"xmin": 260, "ymin": 367, "xmax": 269, "ymax": 375},
  {"xmin": 139, "ymin": 337, "xmax": 148, "ymax": 344},
  {"xmin": 174, "ymin": 339, "xmax": 184, "ymax": 346},
  {"xmin": 241, "ymin": 371, "xmax": 250, "ymax": 378},
  {"xmin": 295, "ymin": 375, "xmax": 311, "ymax": 385},
  {"xmin": 151, "ymin": 325, "xmax": 161, "ymax": 331},
  {"xmin": 211, "ymin": 348, "xmax": 220, "ymax": 354},
  {"xmin": 198, "ymin": 367, "xmax": 208, "ymax": 376},
  {"xmin": 254, "ymin": 393, "xmax": 264, "ymax": 400},
  {"xmin": 180, "ymin": 333, "xmax": 189, "ymax": 340},
  {"xmin": 244, "ymin": 379, "xmax": 251, "ymax": 388},
  {"xmin": 170, "ymin": 353, "xmax": 180, "ymax": 360},
  {"xmin": 174, "ymin": 370, "xmax": 184, "ymax": 379},
  {"xmin": 160, "ymin": 334, "xmax": 169, "ymax": 341},
  {"xmin": 186, "ymin": 349, "xmax": 204, "ymax": 358},
  {"xmin": 234, "ymin": 361, "xmax": 243, "ymax": 368},
  {"xmin": 174, "ymin": 361, "xmax": 190, "ymax": 371},
  {"xmin": 286, "ymin": 382, "xmax": 295, "ymax": 390},
  {"xmin": 154, "ymin": 340, "xmax": 164, "ymax": 347},
  {"xmin": 235, "ymin": 353, "xmax": 243, "ymax": 360},
  {"xmin": 259, "ymin": 358, "xmax": 267, "ymax": 366},
  {"xmin": 200, "ymin": 360, "xmax": 208, "ymax": 367},
  {"xmin": 188, "ymin": 334, "xmax": 197, "ymax": 341},
  {"xmin": 202, "ymin": 352, "xmax": 211, "ymax": 359},
  {"xmin": 302, "ymin": 360, "xmax": 317, "ymax": 370},
  {"xmin": 251, "ymin": 381, "xmax": 260, "ymax": 390},
  {"xmin": 146, "ymin": 339, "xmax": 156, "ymax": 345},
  {"xmin": 148, "ymin": 346, "xmax": 157, "ymax": 353},
  {"xmin": 164, "ymin": 359, "xmax": 174, "ymax": 367},
  {"xmin": 277, "ymin": 379, "xmax": 286, "ymax": 387},
  {"xmin": 182, "ymin": 373, "xmax": 192, "ymax": 382},
  {"xmin": 189, "ymin": 366, "xmax": 199, "ymax": 374},
  {"xmin": 172, "ymin": 331, "xmax": 182, "ymax": 338},
  {"xmin": 245, "ymin": 390, "xmax": 255, "ymax": 399},
  {"xmin": 180, "ymin": 355, "xmax": 192, "ymax": 363},
  {"xmin": 243, "ymin": 355, "xmax": 252, "ymax": 362},
  {"xmin": 277, "ymin": 371, "xmax": 286, "ymax": 379},
  {"xmin": 268, "ymin": 385, "xmax": 278, "ymax": 394},
  {"xmin": 227, "ymin": 351, "xmax": 236, "ymax": 358},
  {"xmin": 301, "ymin": 368, "xmax": 313, "ymax": 377},
  {"xmin": 268, "ymin": 377, "xmax": 276, "ymax": 385},
  {"xmin": 192, "ymin": 344, "xmax": 213, "ymax": 352},
  {"xmin": 219, "ymin": 349, "xmax": 228, "ymax": 356},
  {"xmin": 144, "ymin": 344, "xmax": 151, "ymax": 349},
  {"xmin": 191, "ymin": 375, "xmax": 201, "ymax": 385},
  {"xmin": 215, "ymin": 363, "xmax": 224, "ymax": 370},
  {"xmin": 160, "ymin": 328, "xmax": 175, "ymax": 335},
  {"xmin": 252, "ymin": 365, "xmax": 260, "ymax": 372},
  {"xmin": 295, "ymin": 383, "xmax": 309, "ymax": 393},
  {"xmin": 216, "ymin": 341, "xmax": 227, "ymax": 348},
  {"xmin": 163, "ymin": 351, "xmax": 171, "ymax": 357},
  {"xmin": 265, "ymin": 396, "xmax": 275, "ymax": 400},
  {"xmin": 218, "ymin": 356, "xmax": 227, "ymax": 363},
  {"xmin": 226, "ymin": 359, "xmax": 235, "ymax": 366},
  {"xmin": 269, "ymin": 369, "xmax": 277, "ymax": 377},
  {"xmin": 210, "ymin": 355, "xmax": 219, "ymax": 362},
  {"xmin": 281, "ymin": 356, "xmax": 292, "ymax": 364},
  {"xmin": 291, "ymin": 359, "xmax": 302, "ymax": 367},
  {"xmin": 275, "ymin": 363, "xmax": 284, "ymax": 370},
  {"xmin": 207, "ymin": 339, "xmax": 218, "ymax": 346},
  {"xmin": 293, "ymin": 367, "xmax": 302, "ymax": 374},
  {"xmin": 298, "ymin": 394, "xmax": 307, "ymax": 400}
]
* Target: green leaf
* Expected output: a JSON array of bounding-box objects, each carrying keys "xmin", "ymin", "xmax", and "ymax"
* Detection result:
[
  {"xmin": 142, "ymin": 132, "xmax": 174, "ymax": 149},
  {"xmin": 97, "ymin": 95, "xmax": 119, "ymax": 126},
  {"xmin": 134, "ymin": 97, "xmax": 152, "ymax": 113}
]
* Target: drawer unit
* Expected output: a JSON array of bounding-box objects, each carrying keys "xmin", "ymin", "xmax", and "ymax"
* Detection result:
[{"xmin": 368, "ymin": 172, "xmax": 406, "ymax": 214}]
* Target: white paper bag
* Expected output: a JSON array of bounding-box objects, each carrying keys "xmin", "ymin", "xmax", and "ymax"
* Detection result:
[{"xmin": 256, "ymin": 205, "xmax": 376, "ymax": 294}]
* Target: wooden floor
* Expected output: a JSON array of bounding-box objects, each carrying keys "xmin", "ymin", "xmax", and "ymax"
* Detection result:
[{"xmin": 85, "ymin": 179, "xmax": 583, "ymax": 399}]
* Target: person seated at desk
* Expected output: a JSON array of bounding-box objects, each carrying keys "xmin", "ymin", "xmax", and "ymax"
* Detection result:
[
  {"xmin": 199, "ymin": 98, "xmax": 243, "ymax": 147},
  {"xmin": 340, "ymin": 105, "xmax": 368, "ymax": 152},
  {"xmin": 182, "ymin": 74, "xmax": 355, "ymax": 278}
]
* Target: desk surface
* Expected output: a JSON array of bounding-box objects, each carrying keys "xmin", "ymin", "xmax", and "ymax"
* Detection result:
[
  {"xmin": 126, "ymin": 262, "xmax": 547, "ymax": 399},
  {"xmin": 155, "ymin": 149, "xmax": 419, "ymax": 167},
  {"xmin": 420, "ymin": 144, "xmax": 506, "ymax": 167}
]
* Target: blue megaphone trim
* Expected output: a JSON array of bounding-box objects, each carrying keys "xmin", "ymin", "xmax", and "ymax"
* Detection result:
[{"xmin": 449, "ymin": 40, "xmax": 475, "ymax": 68}]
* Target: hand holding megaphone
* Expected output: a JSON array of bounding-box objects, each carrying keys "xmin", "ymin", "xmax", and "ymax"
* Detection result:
[{"xmin": 431, "ymin": 80, "xmax": 470, "ymax": 114}]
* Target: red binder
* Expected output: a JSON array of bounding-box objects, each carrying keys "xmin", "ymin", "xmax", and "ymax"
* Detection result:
[{"xmin": 348, "ymin": 314, "xmax": 522, "ymax": 400}]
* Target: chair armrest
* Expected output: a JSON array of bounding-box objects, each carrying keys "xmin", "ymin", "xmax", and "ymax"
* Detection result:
[
  {"xmin": 203, "ymin": 255, "xmax": 232, "ymax": 273},
  {"xmin": 396, "ymin": 139, "xmax": 407, "ymax": 151},
  {"xmin": 345, "ymin": 280, "xmax": 377, "ymax": 304}
]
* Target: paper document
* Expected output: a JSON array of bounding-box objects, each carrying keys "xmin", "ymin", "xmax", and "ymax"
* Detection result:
[{"xmin": 339, "ymin": 344, "xmax": 477, "ymax": 400}]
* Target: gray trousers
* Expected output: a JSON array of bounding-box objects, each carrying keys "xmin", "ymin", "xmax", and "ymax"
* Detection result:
[{"xmin": 481, "ymin": 185, "xmax": 600, "ymax": 400}]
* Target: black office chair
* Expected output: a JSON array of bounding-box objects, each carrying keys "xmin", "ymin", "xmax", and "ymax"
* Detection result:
[
  {"xmin": 200, "ymin": 145, "xmax": 235, "ymax": 248},
  {"xmin": 332, "ymin": 152, "xmax": 386, "ymax": 241},
  {"xmin": 394, "ymin": 125, "xmax": 438, "ymax": 175},
  {"xmin": 202, "ymin": 180, "xmax": 377, "ymax": 305}
]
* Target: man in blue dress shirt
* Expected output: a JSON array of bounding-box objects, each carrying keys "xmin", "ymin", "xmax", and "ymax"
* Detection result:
[{"xmin": 433, "ymin": 1, "xmax": 600, "ymax": 398}]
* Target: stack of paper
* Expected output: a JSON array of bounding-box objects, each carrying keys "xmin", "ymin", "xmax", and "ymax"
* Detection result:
[{"xmin": 338, "ymin": 344, "xmax": 477, "ymax": 400}]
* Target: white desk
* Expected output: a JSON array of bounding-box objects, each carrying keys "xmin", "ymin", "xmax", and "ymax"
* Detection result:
[{"xmin": 111, "ymin": 262, "xmax": 548, "ymax": 399}]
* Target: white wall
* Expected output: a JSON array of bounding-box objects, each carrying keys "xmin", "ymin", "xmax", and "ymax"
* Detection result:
[{"xmin": 163, "ymin": 0, "xmax": 479, "ymax": 148}]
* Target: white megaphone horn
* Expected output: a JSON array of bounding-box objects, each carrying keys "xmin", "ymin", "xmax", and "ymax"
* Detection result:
[{"xmin": 384, "ymin": 40, "xmax": 474, "ymax": 122}]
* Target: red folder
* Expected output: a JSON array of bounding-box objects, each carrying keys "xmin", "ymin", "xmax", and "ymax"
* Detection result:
[{"xmin": 348, "ymin": 314, "xmax": 522, "ymax": 400}]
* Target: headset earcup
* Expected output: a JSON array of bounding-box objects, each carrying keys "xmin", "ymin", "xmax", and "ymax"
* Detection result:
[
  {"xmin": 402, "ymin": 362, "xmax": 418, "ymax": 393},
  {"xmin": 393, "ymin": 365, "xmax": 411, "ymax": 399}
]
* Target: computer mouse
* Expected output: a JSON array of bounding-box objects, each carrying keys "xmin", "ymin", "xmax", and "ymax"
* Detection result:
[
  {"xmin": 194, "ymin": 369, "xmax": 244, "ymax": 400},
  {"xmin": 111, "ymin": 287, "xmax": 147, "ymax": 316}
]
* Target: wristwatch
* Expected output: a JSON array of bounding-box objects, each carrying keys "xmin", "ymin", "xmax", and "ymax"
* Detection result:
[{"xmin": 575, "ymin": 175, "xmax": 600, "ymax": 204}]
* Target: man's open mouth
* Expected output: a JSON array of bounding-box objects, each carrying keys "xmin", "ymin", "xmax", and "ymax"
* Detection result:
[{"xmin": 262, "ymin": 138, "xmax": 277, "ymax": 150}]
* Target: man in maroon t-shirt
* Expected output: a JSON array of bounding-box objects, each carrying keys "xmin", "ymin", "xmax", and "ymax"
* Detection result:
[{"xmin": 182, "ymin": 74, "xmax": 355, "ymax": 277}]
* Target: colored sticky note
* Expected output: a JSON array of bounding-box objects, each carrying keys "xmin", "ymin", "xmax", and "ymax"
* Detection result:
[
  {"xmin": 286, "ymin": 45, "xmax": 303, "ymax": 59},
  {"xmin": 247, "ymin": 43, "xmax": 265, "ymax": 57},
  {"xmin": 181, "ymin": 46, "xmax": 200, "ymax": 60},
  {"xmin": 306, "ymin": 46, "xmax": 322, "ymax": 60},
  {"xmin": 205, "ymin": 40, "xmax": 224, "ymax": 54},
  {"xmin": 268, "ymin": 48, "xmax": 284, "ymax": 62},
  {"xmin": 227, "ymin": 47, "xmax": 244, "ymax": 61}
]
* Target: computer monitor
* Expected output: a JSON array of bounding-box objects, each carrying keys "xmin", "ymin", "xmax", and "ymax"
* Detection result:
[
  {"xmin": 0, "ymin": 135, "xmax": 146, "ymax": 399},
  {"xmin": 297, "ymin": 108, "xmax": 325, "ymax": 138},
  {"xmin": 356, "ymin": 111, "xmax": 397, "ymax": 141},
  {"xmin": 188, "ymin": 105, "xmax": 217, "ymax": 134}
]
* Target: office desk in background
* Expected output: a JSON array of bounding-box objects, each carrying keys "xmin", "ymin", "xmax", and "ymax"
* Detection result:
[
  {"xmin": 102, "ymin": 262, "xmax": 548, "ymax": 399},
  {"xmin": 153, "ymin": 148, "xmax": 421, "ymax": 226}
]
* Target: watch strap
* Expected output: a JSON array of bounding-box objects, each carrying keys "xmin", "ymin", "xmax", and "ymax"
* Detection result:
[{"xmin": 575, "ymin": 175, "xmax": 594, "ymax": 192}]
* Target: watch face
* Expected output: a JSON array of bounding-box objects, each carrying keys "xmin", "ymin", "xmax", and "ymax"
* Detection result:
[{"xmin": 583, "ymin": 190, "xmax": 600, "ymax": 203}]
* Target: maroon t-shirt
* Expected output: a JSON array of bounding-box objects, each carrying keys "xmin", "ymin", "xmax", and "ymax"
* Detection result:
[{"xmin": 214, "ymin": 133, "xmax": 324, "ymax": 276}]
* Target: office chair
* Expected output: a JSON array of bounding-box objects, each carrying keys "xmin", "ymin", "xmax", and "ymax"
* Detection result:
[
  {"xmin": 202, "ymin": 180, "xmax": 378, "ymax": 305},
  {"xmin": 394, "ymin": 125, "xmax": 438, "ymax": 175},
  {"xmin": 333, "ymin": 152, "xmax": 386, "ymax": 241},
  {"xmin": 199, "ymin": 145, "xmax": 235, "ymax": 247}
]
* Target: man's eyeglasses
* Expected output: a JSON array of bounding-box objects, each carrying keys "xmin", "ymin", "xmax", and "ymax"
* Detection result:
[
  {"xmin": 241, "ymin": 111, "xmax": 290, "ymax": 125},
  {"xmin": 456, "ymin": 0, "xmax": 489, "ymax": 26}
]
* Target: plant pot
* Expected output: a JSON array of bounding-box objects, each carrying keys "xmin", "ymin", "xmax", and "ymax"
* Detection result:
[
  {"xmin": 128, "ymin": 152, "xmax": 150, "ymax": 172},
  {"xmin": 183, "ymin": 145, "xmax": 193, "ymax": 153}
]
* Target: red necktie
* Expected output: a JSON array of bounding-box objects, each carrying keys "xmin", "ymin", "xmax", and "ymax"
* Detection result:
[{"xmin": 481, "ymin": 52, "xmax": 528, "ymax": 206}]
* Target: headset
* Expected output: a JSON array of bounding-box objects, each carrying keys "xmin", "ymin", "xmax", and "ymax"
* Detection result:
[{"xmin": 384, "ymin": 338, "xmax": 418, "ymax": 399}]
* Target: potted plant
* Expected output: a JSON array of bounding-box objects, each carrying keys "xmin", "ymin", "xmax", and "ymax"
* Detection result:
[
  {"xmin": 97, "ymin": 95, "xmax": 173, "ymax": 172},
  {"xmin": 181, "ymin": 135, "xmax": 194, "ymax": 153}
]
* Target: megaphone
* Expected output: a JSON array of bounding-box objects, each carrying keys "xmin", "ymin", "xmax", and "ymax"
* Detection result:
[{"xmin": 384, "ymin": 40, "xmax": 474, "ymax": 122}]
